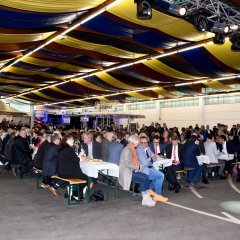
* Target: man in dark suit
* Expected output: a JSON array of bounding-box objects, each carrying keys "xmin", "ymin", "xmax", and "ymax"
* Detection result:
[
  {"xmin": 82, "ymin": 132, "xmax": 101, "ymax": 159},
  {"xmin": 42, "ymin": 133, "xmax": 61, "ymax": 195},
  {"xmin": 217, "ymin": 135, "xmax": 235, "ymax": 179},
  {"xmin": 149, "ymin": 136, "xmax": 162, "ymax": 156},
  {"xmin": 184, "ymin": 135, "xmax": 202, "ymax": 187},
  {"xmin": 166, "ymin": 136, "xmax": 184, "ymax": 193},
  {"xmin": 230, "ymin": 124, "xmax": 238, "ymax": 137}
]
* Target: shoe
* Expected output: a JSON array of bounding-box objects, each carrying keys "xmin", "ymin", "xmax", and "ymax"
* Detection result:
[
  {"xmin": 71, "ymin": 195, "xmax": 81, "ymax": 201},
  {"xmin": 41, "ymin": 183, "xmax": 51, "ymax": 189},
  {"xmin": 202, "ymin": 180, "xmax": 210, "ymax": 184},
  {"xmin": 174, "ymin": 185, "xmax": 181, "ymax": 193},
  {"xmin": 149, "ymin": 189, "xmax": 156, "ymax": 197},
  {"xmin": 142, "ymin": 192, "xmax": 156, "ymax": 207},
  {"xmin": 49, "ymin": 187, "xmax": 61, "ymax": 196},
  {"xmin": 153, "ymin": 194, "xmax": 168, "ymax": 202}
]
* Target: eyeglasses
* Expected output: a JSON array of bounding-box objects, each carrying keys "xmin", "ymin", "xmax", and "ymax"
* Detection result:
[
  {"xmin": 140, "ymin": 142, "xmax": 148, "ymax": 144},
  {"xmin": 153, "ymin": 142, "xmax": 159, "ymax": 144}
]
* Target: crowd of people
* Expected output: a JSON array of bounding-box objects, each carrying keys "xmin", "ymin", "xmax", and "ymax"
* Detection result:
[{"xmin": 1, "ymin": 118, "xmax": 240, "ymax": 207}]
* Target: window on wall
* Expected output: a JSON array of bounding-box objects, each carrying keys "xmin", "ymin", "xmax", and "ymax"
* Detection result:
[
  {"xmin": 160, "ymin": 98, "xmax": 199, "ymax": 108},
  {"xmin": 205, "ymin": 95, "xmax": 239, "ymax": 105},
  {"xmin": 127, "ymin": 102, "xmax": 156, "ymax": 111},
  {"xmin": 236, "ymin": 95, "xmax": 240, "ymax": 103},
  {"xmin": 115, "ymin": 105, "xmax": 124, "ymax": 112}
]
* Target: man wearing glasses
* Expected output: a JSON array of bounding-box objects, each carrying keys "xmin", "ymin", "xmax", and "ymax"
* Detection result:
[
  {"xmin": 137, "ymin": 136, "xmax": 168, "ymax": 202},
  {"xmin": 149, "ymin": 135, "xmax": 162, "ymax": 156}
]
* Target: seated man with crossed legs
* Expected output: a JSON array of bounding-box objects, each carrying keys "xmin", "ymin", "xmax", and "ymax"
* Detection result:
[{"xmin": 136, "ymin": 136, "xmax": 168, "ymax": 202}]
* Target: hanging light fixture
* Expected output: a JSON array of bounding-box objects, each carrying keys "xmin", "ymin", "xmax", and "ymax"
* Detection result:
[
  {"xmin": 168, "ymin": 4, "xmax": 187, "ymax": 17},
  {"xmin": 136, "ymin": 0, "xmax": 152, "ymax": 20}
]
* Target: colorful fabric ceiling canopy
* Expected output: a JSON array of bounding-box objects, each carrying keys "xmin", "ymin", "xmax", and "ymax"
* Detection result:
[{"xmin": 0, "ymin": 0, "xmax": 239, "ymax": 108}]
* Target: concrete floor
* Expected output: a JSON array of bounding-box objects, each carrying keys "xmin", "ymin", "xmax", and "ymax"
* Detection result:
[{"xmin": 1, "ymin": 170, "xmax": 240, "ymax": 240}]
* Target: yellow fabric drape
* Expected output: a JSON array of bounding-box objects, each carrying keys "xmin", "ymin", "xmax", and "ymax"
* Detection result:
[
  {"xmin": 0, "ymin": 32, "xmax": 55, "ymax": 43},
  {"xmin": 0, "ymin": 78, "xmax": 44, "ymax": 87},
  {"xmin": 22, "ymin": 57, "xmax": 95, "ymax": 73},
  {"xmin": 204, "ymin": 40, "xmax": 240, "ymax": 71},
  {"xmin": 127, "ymin": 92, "xmax": 152, "ymax": 100},
  {"xmin": 96, "ymin": 72, "xmax": 137, "ymax": 90},
  {"xmin": 50, "ymin": 86, "xmax": 81, "ymax": 96},
  {"xmin": 32, "ymin": 91, "xmax": 62, "ymax": 101},
  {"xmin": 74, "ymin": 78, "xmax": 110, "ymax": 92},
  {"xmin": 153, "ymin": 87, "xmax": 178, "ymax": 98},
  {"xmin": 204, "ymin": 81, "xmax": 232, "ymax": 90},
  {"xmin": 55, "ymin": 36, "xmax": 146, "ymax": 59},
  {"xmin": 0, "ymin": 0, "xmax": 106, "ymax": 13},
  {"xmin": 97, "ymin": 97, "xmax": 112, "ymax": 102},
  {"xmin": 144, "ymin": 59, "xmax": 200, "ymax": 80},
  {"xmin": 6, "ymin": 66, "xmax": 67, "ymax": 80},
  {"xmin": 108, "ymin": 0, "xmax": 214, "ymax": 42}
]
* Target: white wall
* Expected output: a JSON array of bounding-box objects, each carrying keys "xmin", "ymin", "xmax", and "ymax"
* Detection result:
[
  {"xmin": 204, "ymin": 104, "xmax": 240, "ymax": 128},
  {"xmin": 127, "ymin": 103, "xmax": 240, "ymax": 129}
]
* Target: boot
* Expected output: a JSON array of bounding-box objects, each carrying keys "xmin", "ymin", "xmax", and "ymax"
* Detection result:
[{"xmin": 142, "ymin": 192, "xmax": 156, "ymax": 207}]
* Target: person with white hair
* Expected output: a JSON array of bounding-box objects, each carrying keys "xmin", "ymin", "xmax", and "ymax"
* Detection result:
[{"xmin": 119, "ymin": 134, "xmax": 156, "ymax": 207}]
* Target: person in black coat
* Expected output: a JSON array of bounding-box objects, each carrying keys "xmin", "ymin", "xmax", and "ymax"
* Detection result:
[
  {"xmin": 42, "ymin": 133, "xmax": 61, "ymax": 191},
  {"xmin": 1, "ymin": 127, "xmax": 13, "ymax": 155},
  {"xmin": 165, "ymin": 136, "xmax": 184, "ymax": 193},
  {"xmin": 11, "ymin": 127, "xmax": 34, "ymax": 178},
  {"xmin": 57, "ymin": 134, "xmax": 88, "ymax": 198},
  {"xmin": 33, "ymin": 134, "xmax": 51, "ymax": 170}
]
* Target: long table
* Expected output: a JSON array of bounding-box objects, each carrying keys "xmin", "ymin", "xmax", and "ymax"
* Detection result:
[{"xmin": 80, "ymin": 160, "xmax": 119, "ymax": 203}]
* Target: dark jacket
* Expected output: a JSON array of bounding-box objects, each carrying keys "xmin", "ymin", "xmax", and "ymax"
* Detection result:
[
  {"xmin": 42, "ymin": 142, "xmax": 58, "ymax": 177},
  {"xmin": 108, "ymin": 140, "xmax": 124, "ymax": 165},
  {"xmin": 166, "ymin": 143, "xmax": 184, "ymax": 163},
  {"xmin": 2, "ymin": 134, "xmax": 10, "ymax": 155},
  {"xmin": 4, "ymin": 136, "xmax": 14, "ymax": 161},
  {"xmin": 149, "ymin": 142, "xmax": 162, "ymax": 155},
  {"xmin": 57, "ymin": 146, "xmax": 83, "ymax": 179},
  {"xmin": 12, "ymin": 136, "xmax": 33, "ymax": 166},
  {"xmin": 33, "ymin": 141, "xmax": 50, "ymax": 170},
  {"xmin": 183, "ymin": 140, "xmax": 201, "ymax": 168},
  {"xmin": 82, "ymin": 141, "xmax": 101, "ymax": 159}
]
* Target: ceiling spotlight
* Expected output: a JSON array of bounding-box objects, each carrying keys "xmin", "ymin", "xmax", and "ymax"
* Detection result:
[
  {"xmin": 136, "ymin": 0, "xmax": 152, "ymax": 20},
  {"xmin": 213, "ymin": 33, "xmax": 225, "ymax": 44},
  {"xmin": 230, "ymin": 25, "xmax": 239, "ymax": 31},
  {"xmin": 212, "ymin": 21, "xmax": 229, "ymax": 34},
  {"xmin": 230, "ymin": 31, "xmax": 240, "ymax": 51},
  {"xmin": 168, "ymin": 4, "xmax": 187, "ymax": 17},
  {"xmin": 193, "ymin": 13, "xmax": 208, "ymax": 32}
]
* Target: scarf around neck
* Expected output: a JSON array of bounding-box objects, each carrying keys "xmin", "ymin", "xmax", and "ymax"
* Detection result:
[{"xmin": 129, "ymin": 143, "xmax": 139, "ymax": 165}]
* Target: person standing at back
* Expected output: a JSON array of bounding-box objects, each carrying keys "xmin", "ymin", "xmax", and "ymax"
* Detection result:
[{"xmin": 42, "ymin": 133, "xmax": 61, "ymax": 195}]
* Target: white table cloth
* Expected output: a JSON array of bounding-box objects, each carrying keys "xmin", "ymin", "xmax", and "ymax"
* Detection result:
[
  {"xmin": 80, "ymin": 160, "xmax": 119, "ymax": 178},
  {"xmin": 153, "ymin": 158, "xmax": 172, "ymax": 170},
  {"xmin": 197, "ymin": 155, "xmax": 211, "ymax": 165},
  {"xmin": 217, "ymin": 154, "xmax": 234, "ymax": 161}
]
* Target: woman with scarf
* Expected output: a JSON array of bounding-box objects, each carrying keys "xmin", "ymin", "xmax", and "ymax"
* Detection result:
[{"xmin": 119, "ymin": 134, "xmax": 155, "ymax": 207}]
